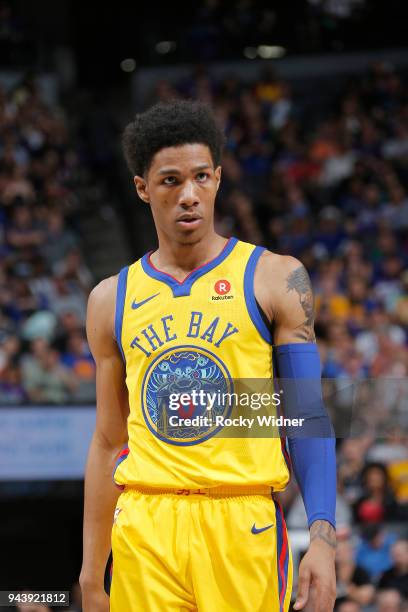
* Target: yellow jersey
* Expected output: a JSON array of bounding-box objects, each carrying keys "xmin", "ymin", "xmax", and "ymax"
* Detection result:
[{"xmin": 113, "ymin": 237, "xmax": 290, "ymax": 491}]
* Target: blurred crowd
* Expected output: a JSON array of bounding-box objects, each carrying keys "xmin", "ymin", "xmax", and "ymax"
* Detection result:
[{"xmin": 0, "ymin": 78, "xmax": 96, "ymax": 405}]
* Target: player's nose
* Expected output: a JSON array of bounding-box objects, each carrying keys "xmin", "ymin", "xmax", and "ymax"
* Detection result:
[{"xmin": 178, "ymin": 179, "xmax": 200, "ymax": 207}]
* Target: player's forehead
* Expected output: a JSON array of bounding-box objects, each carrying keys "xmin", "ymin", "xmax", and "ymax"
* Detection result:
[{"xmin": 148, "ymin": 143, "xmax": 214, "ymax": 176}]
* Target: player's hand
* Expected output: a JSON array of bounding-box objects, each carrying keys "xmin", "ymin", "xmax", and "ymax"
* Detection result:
[
  {"xmin": 80, "ymin": 581, "xmax": 110, "ymax": 612},
  {"xmin": 294, "ymin": 520, "xmax": 336, "ymax": 612}
]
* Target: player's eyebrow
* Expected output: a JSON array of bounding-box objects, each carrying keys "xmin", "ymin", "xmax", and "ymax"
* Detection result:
[{"xmin": 157, "ymin": 163, "xmax": 211, "ymax": 175}]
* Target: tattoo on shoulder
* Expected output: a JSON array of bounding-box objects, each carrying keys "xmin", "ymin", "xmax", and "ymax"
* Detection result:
[
  {"xmin": 286, "ymin": 265, "xmax": 316, "ymax": 342},
  {"xmin": 310, "ymin": 520, "xmax": 337, "ymax": 549}
]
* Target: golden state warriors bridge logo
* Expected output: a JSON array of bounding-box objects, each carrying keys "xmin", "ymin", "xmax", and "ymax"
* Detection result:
[{"xmin": 141, "ymin": 345, "xmax": 233, "ymax": 445}]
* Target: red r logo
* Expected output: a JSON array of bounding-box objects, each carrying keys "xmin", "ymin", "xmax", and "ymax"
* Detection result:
[
  {"xmin": 214, "ymin": 280, "xmax": 231, "ymax": 295},
  {"xmin": 177, "ymin": 397, "xmax": 195, "ymax": 419}
]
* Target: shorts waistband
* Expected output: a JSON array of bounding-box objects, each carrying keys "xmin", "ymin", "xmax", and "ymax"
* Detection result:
[{"xmin": 123, "ymin": 485, "xmax": 272, "ymax": 497}]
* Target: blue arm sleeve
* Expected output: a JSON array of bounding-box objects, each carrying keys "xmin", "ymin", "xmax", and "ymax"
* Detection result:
[{"xmin": 274, "ymin": 343, "xmax": 337, "ymax": 529}]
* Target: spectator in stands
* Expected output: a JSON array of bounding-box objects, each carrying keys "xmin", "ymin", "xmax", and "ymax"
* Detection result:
[
  {"xmin": 355, "ymin": 305, "xmax": 405, "ymax": 368},
  {"xmin": 6, "ymin": 204, "xmax": 43, "ymax": 252},
  {"xmin": 314, "ymin": 206, "xmax": 345, "ymax": 256},
  {"xmin": 0, "ymin": 362, "xmax": 25, "ymax": 404},
  {"xmin": 54, "ymin": 248, "xmax": 93, "ymax": 295},
  {"xmin": 62, "ymin": 329, "xmax": 95, "ymax": 403},
  {"xmin": 356, "ymin": 525, "xmax": 396, "ymax": 581},
  {"xmin": 388, "ymin": 458, "xmax": 408, "ymax": 506},
  {"xmin": 394, "ymin": 282, "xmax": 408, "ymax": 331},
  {"xmin": 21, "ymin": 338, "xmax": 77, "ymax": 404},
  {"xmin": 376, "ymin": 589, "xmax": 403, "ymax": 612},
  {"xmin": 28, "ymin": 254, "xmax": 57, "ymax": 310},
  {"xmin": 315, "ymin": 272, "xmax": 350, "ymax": 323},
  {"xmin": 41, "ymin": 210, "xmax": 78, "ymax": 268},
  {"xmin": 367, "ymin": 427, "xmax": 408, "ymax": 466},
  {"xmin": 381, "ymin": 183, "xmax": 408, "ymax": 231},
  {"xmin": 335, "ymin": 538, "xmax": 375, "ymax": 608},
  {"xmin": 353, "ymin": 463, "xmax": 403, "ymax": 524},
  {"xmin": 337, "ymin": 438, "xmax": 372, "ymax": 505},
  {"xmin": 0, "ymin": 332, "xmax": 21, "ymax": 367},
  {"xmin": 378, "ymin": 540, "xmax": 408, "ymax": 600},
  {"xmin": 4, "ymin": 276, "xmax": 45, "ymax": 325},
  {"xmin": 50, "ymin": 277, "xmax": 87, "ymax": 324}
]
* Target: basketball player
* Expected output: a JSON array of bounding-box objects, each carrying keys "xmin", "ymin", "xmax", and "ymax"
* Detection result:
[{"xmin": 80, "ymin": 101, "xmax": 337, "ymax": 611}]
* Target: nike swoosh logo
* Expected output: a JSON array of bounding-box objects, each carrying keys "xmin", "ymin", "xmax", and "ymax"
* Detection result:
[
  {"xmin": 131, "ymin": 293, "xmax": 160, "ymax": 309},
  {"xmin": 251, "ymin": 523, "xmax": 274, "ymax": 534}
]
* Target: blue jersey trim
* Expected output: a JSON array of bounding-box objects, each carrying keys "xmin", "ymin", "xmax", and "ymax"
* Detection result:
[
  {"xmin": 243, "ymin": 246, "xmax": 272, "ymax": 344},
  {"xmin": 141, "ymin": 236, "xmax": 238, "ymax": 297},
  {"xmin": 114, "ymin": 266, "xmax": 129, "ymax": 361}
]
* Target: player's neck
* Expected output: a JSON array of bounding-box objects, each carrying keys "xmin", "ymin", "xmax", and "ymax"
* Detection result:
[{"xmin": 151, "ymin": 231, "xmax": 227, "ymax": 278}]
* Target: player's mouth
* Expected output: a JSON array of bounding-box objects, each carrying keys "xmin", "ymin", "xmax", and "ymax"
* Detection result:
[{"xmin": 176, "ymin": 214, "xmax": 203, "ymax": 229}]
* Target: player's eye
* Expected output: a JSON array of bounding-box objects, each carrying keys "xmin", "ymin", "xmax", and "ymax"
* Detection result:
[
  {"xmin": 163, "ymin": 176, "xmax": 177, "ymax": 185},
  {"xmin": 196, "ymin": 172, "xmax": 209, "ymax": 182}
]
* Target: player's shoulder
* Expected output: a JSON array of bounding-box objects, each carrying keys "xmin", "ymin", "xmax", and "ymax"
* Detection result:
[
  {"xmin": 256, "ymin": 249, "xmax": 306, "ymax": 287},
  {"xmin": 86, "ymin": 274, "xmax": 120, "ymax": 349},
  {"xmin": 88, "ymin": 274, "xmax": 119, "ymax": 319},
  {"xmin": 253, "ymin": 249, "xmax": 312, "ymax": 321},
  {"xmin": 88, "ymin": 274, "xmax": 119, "ymax": 309}
]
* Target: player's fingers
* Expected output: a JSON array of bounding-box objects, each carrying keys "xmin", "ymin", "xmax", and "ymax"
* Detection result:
[{"xmin": 293, "ymin": 567, "xmax": 311, "ymax": 610}]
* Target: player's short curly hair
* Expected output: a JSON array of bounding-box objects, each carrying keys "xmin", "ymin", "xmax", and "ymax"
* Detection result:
[{"xmin": 122, "ymin": 99, "xmax": 225, "ymax": 176}]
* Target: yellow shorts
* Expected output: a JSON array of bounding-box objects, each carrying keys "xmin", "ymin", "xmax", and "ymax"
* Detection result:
[{"xmin": 110, "ymin": 487, "xmax": 293, "ymax": 612}]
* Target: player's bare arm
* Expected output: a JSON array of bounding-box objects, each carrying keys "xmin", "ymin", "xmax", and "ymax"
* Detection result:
[
  {"xmin": 255, "ymin": 252, "xmax": 337, "ymax": 612},
  {"xmin": 80, "ymin": 276, "xmax": 130, "ymax": 612},
  {"xmin": 254, "ymin": 252, "xmax": 316, "ymax": 345}
]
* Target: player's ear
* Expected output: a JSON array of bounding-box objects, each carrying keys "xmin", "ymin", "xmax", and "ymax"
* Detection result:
[
  {"xmin": 134, "ymin": 175, "xmax": 150, "ymax": 203},
  {"xmin": 215, "ymin": 166, "xmax": 222, "ymax": 191}
]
